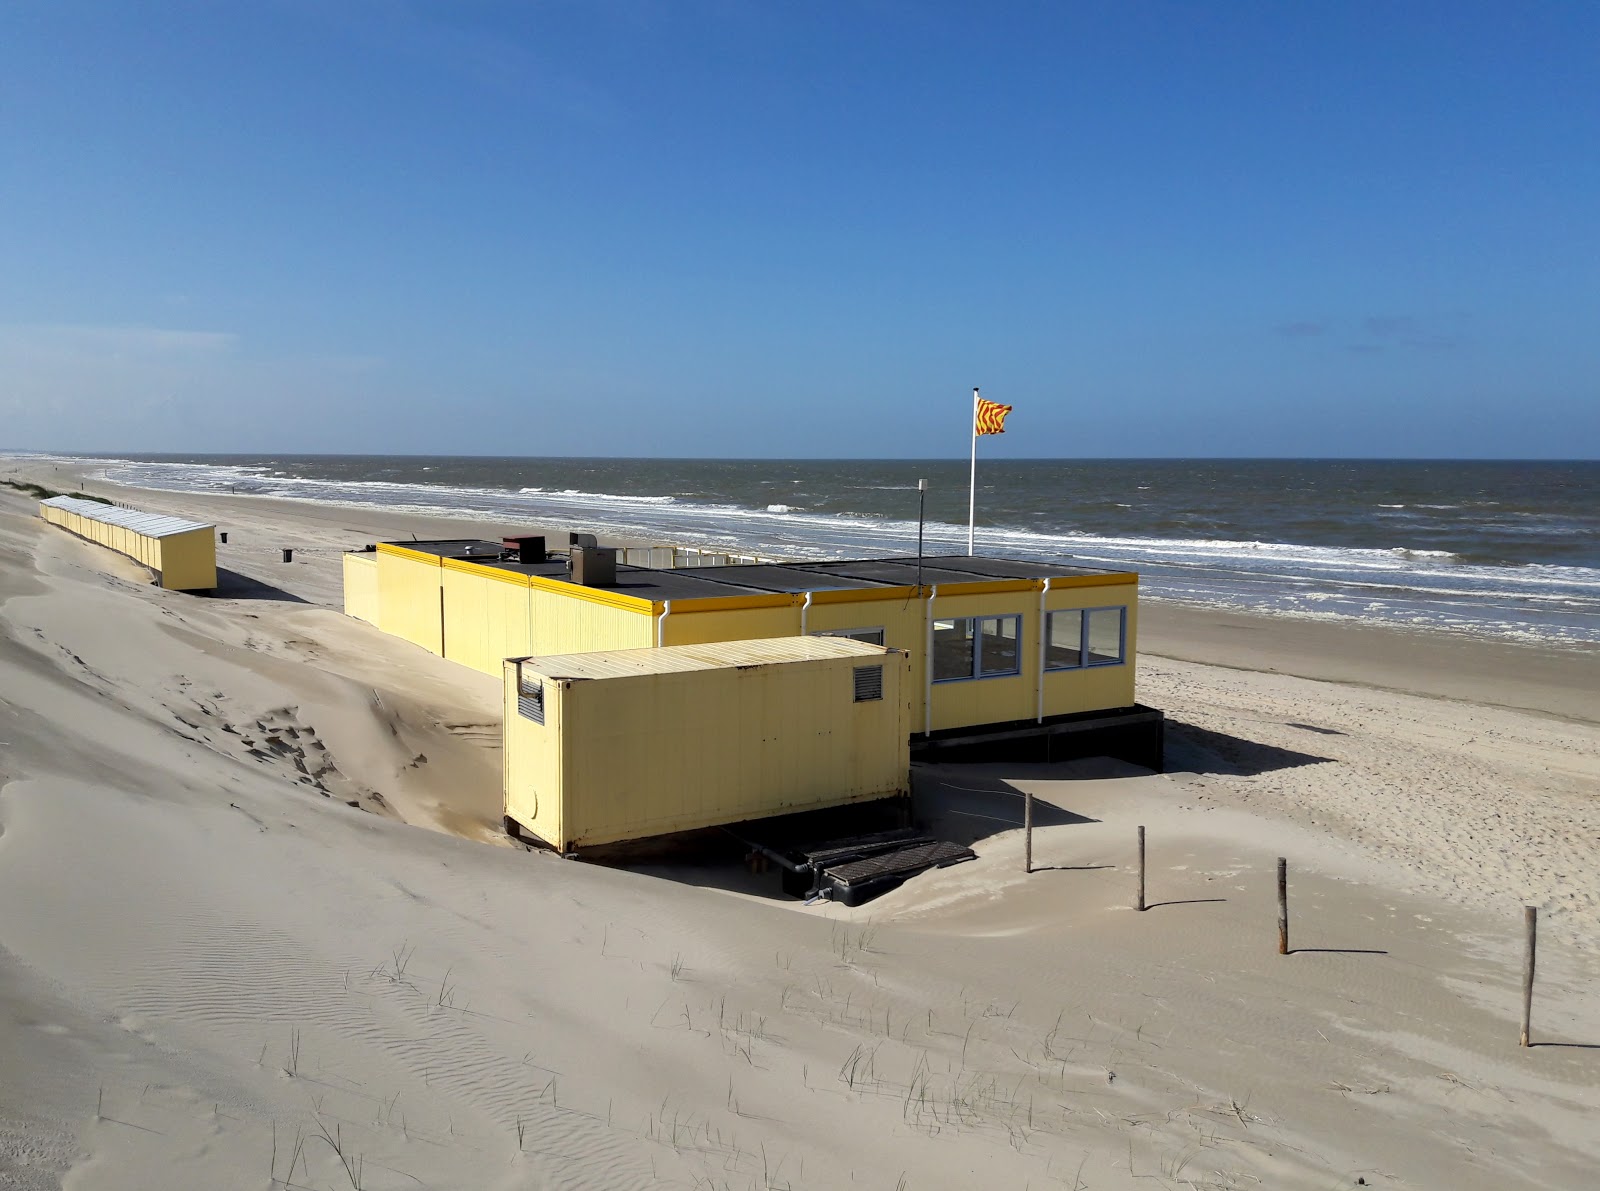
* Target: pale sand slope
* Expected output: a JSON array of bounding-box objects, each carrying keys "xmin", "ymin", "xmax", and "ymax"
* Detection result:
[{"xmin": 1, "ymin": 468, "xmax": 1598, "ymax": 1189}]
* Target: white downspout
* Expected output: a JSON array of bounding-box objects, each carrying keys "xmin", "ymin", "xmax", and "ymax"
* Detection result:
[
  {"xmin": 800, "ymin": 590, "xmax": 813, "ymax": 637},
  {"xmin": 923, "ymin": 583, "xmax": 937, "ymax": 736},
  {"xmin": 656, "ymin": 600, "xmax": 673, "ymax": 647},
  {"xmin": 1036, "ymin": 577, "xmax": 1054, "ymax": 723}
]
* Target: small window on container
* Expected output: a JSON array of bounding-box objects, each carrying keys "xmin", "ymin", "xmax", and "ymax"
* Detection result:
[{"xmin": 815, "ymin": 626, "xmax": 886, "ymax": 646}]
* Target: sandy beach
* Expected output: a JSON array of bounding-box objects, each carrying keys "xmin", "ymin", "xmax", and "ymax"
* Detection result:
[{"xmin": 2, "ymin": 456, "xmax": 1598, "ymax": 1190}]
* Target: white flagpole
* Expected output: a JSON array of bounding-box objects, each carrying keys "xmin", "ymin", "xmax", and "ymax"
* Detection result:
[{"xmin": 967, "ymin": 386, "xmax": 980, "ymax": 554}]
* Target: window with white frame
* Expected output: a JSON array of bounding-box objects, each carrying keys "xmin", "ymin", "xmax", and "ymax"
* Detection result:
[
  {"xmin": 813, "ymin": 626, "xmax": 886, "ymax": 646},
  {"xmin": 1044, "ymin": 606, "xmax": 1126, "ymax": 670},
  {"xmin": 932, "ymin": 614, "xmax": 1022, "ymax": 681}
]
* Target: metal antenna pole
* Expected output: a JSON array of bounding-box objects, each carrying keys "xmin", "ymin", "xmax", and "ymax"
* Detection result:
[{"xmin": 916, "ymin": 478, "xmax": 927, "ymax": 594}]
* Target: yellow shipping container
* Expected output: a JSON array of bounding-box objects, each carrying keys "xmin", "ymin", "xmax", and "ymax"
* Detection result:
[
  {"xmin": 503, "ymin": 636, "xmax": 911, "ymax": 851},
  {"xmin": 39, "ymin": 496, "xmax": 216, "ymax": 591}
]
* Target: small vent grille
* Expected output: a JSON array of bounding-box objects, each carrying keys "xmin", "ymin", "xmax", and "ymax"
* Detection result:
[
  {"xmin": 853, "ymin": 665, "xmax": 883, "ymax": 702},
  {"xmin": 518, "ymin": 679, "xmax": 545, "ymax": 724}
]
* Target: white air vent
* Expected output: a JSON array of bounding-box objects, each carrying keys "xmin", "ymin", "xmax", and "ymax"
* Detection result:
[
  {"xmin": 853, "ymin": 665, "xmax": 883, "ymax": 702},
  {"xmin": 518, "ymin": 679, "xmax": 545, "ymax": 724}
]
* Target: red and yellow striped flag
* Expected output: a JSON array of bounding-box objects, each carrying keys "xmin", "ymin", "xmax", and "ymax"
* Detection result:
[{"xmin": 975, "ymin": 397, "xmax": 1013, "ymax": 436}]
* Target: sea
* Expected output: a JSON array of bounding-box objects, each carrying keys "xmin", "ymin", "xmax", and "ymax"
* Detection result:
[{"xmin": 25, "ymin": 453, "xmax": 1600, "ymax": 648}]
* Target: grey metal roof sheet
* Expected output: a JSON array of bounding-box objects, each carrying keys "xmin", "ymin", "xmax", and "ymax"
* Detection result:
[
  {"xmin": 516, "ymin": 635, "xmax": 894, "ymax": 680},
  {"xmin": 672, "ymin": 564, "xmax": 896, "ymax": 593},
  {"xmin": 42, "ymin": 495, "xmax": 213, "ymax": 539}
]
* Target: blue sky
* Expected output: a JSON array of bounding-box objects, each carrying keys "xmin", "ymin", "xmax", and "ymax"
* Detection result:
[{"xmin": 2, "ymin": 1, "xmax": 1596, "ymax": 458}]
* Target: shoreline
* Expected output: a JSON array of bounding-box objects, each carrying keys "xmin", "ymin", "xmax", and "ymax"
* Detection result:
[
  {"xmin": 7, "ymin": 453, "xmax": 1595, "ymax": 723},
  {"xmin": 10, "ymin": 450, "xmax": 1598, "ymax": 652}
]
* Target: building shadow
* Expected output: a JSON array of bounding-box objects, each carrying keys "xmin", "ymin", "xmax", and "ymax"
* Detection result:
[
  {"xmin": 911, "ymin": 768, "xmax": 1098, "ymax": 849},
  {"xmin": 208, "ymin": 567, "xmax": 311, "ymax": 604},
  {"xmin": 600, "ymin": 767, "xmax": 1107, "ymax": 903},
  {"xmin": 1165, "ymin": 720, "xmax": 1334, "ymax": 777}
]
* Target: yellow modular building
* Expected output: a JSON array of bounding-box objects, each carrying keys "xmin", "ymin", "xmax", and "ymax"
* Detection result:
[
  {"xmin": 350, "ymin": 541, "xmax": 1161, "ymax": 765},
  {"xmin": 40, "ymin": 495, "xmax": 217, "ymax": 591},
  {"xmin": 342, "ymin": 549, "xmax": 380, "ymax": 624},
  {"xmin": 503, "ymin": 637, "xmax": 911, "ymax": 851}
]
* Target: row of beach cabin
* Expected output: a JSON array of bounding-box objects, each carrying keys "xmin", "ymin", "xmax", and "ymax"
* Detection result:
[{"xmin": 39, "ymin": 495, "xmax": 216, "ymax": 591}]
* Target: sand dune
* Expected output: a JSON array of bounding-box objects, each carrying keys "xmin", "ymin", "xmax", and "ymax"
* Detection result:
[{"xmin": 1, "ymin": 461, "xmax": 1598, "ymax": 1189}]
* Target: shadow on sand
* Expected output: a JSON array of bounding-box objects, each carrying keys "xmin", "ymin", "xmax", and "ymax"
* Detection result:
[
  {"xmin": 208, "ymin": 567, "xmax": 311, "ymax": 604},
  {"xmin": 1289, "ymin": 947, "xmax": 1389, "ymax": 956},
  {"xmin": 1165, "ymin": 720, "xmax": 1335, "ymax": 777},
  {"xmin": 616, "ymin": 760, "xmax": 1119, "ymax": 901},
  {"xmin": 1144, "ymin": 898, "xmax": 1228, "ymax": 910}
]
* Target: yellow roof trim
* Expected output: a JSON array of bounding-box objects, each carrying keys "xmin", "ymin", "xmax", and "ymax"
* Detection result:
[
  {"xmin": 527, "ymin": 573, "xmax": 655, "ymax": 614},
  {"xmin": 443, "ymin": 557, "xmax": 532, "ymax": 586},
  {"xmin": 666, "ymin": 592, "xmax": 798, "ymax": 615},
  {"xmin": 928, "ymin": 578, "xmax": 1041, "ymax": 597},
  {"xmin": 1043, "ymin": 571, "xmax": 1139, "ymax": 589},
  {"xmin": 376, "ymin": 543, "xmax": 444, "ymax": 566},
  {"xmin": 807, "ymin": 585, "xmax": 919, "ymax": 605}
]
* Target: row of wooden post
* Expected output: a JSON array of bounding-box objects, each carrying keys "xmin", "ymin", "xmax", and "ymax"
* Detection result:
[{"xmin": 1020, "ymin": 806, "xmax": 1542, "ymax": 1047}]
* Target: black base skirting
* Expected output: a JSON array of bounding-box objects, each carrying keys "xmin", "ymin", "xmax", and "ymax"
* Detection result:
[{"xmin": 912, "ymin": 704, "xmax": 1165, "ymax": 770}]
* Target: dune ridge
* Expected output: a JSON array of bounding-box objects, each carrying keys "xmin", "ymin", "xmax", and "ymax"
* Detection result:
[{"xmin": 1, "ymin": 458, "xmax": 1597, "ymax": 1189}]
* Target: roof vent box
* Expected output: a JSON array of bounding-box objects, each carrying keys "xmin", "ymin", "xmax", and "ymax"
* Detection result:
[
  {"xmin": 570, "ymin": 545, "xmax": 617, "ymax": 587},
  {"xmin": 502, "ymin": 535, "xmax": 546, "ymax": 564}
]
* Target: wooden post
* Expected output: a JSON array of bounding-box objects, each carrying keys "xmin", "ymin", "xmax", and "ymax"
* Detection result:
[
  {"xmin": 1521, "ymin": 905, "xmax": 1537, "ymax": 1047},
  {"xmin": 1277, "ymin": 857, "xmax": 1289, "ymax": 955},
  {"xmin": 1023, "ymin": 791, "xmax": 1034, "ymax": 874},
  {"xmin": 1136, "ymin": 825, "xmax": 1146, "ymax": 911}
]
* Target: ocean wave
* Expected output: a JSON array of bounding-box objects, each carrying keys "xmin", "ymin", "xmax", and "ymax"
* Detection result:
[{"xmin": 37, "ymin": 453, "xmax": 1596, "ymax": 647}]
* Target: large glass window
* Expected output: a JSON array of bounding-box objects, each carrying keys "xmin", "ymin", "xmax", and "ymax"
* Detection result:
[
  {"xmin": 814, "ymin": 626, "xmax": 886, "ymax": 646},
  {"xmin": 933, "ymin": 615, "xmax": 1022, "ymax": 681},
  {"xmin": 1044, "ymin": 606, "xmax": 1126, "ymax": 670}
]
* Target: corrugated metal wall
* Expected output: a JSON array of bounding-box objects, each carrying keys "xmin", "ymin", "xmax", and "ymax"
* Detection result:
[
  {"xmin": 342, "ymin": 553, "xmax": 380, "ymax": 624},
  {"xmin": 527, "ymin": 584, "xmax": 653, "ymax": 656},
  {"xmin": 375, "ymin": 546, "xmax": 445, "ymax": 654},
  {"xmin": 504, "ymin": 645, "xmax": 911, "ymax": 850},
  {"xmin": 442, "ymin": 563, "xmax": 536, "ymax": 676}
]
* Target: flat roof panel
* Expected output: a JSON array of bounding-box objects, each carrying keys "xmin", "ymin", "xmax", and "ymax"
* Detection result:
[
  {"xmin": 471, "ymin": 557, "xmax": 773, "ymax": 600},
  {"xmin": 913, "ymin": 555, "xmax": 1118, "ymax": 580},
  {"xmin": 396, "ymin": 539, "xmax": 507, "ymax": 559},
  {"xmin": 672, "ymin": 564, "xmax": 895, "ymax": 593},
  {"xmin": 517, "ymin": 635, "xmax": 890, "ymax": 680},
  {"xmin": 786, "ymin": 559, "xmax": 1008, "ymax": 586},
  {"xmin": 786, "ymin": 554, "xmax": 1122, "ymax": 584},
  {"xmin": 42, "ymin": 495, "xmax": 212, "ymax": 538}
]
